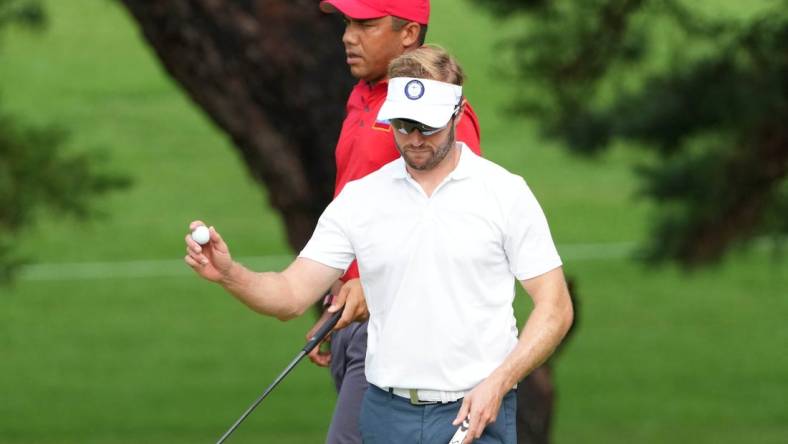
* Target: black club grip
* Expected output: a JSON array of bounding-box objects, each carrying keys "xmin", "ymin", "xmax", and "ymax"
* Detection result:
[{"xmin": 303, "ymin": 306, "xmax": 344, "ymax": 353}]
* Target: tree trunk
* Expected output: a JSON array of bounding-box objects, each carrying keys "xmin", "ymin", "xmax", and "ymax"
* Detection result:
[{"xmin": 118, "ymin": 0, "xmax": 355, "ymax": 250}]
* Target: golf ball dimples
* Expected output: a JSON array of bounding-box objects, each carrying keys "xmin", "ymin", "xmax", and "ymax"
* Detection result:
[{"xmin": 191, "ymin": 226, "xmax": 210, "ymax": 245}]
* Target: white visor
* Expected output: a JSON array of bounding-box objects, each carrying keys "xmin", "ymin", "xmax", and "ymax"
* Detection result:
[{"xmin": 377, "ymin": 77, "xmax": 463, "ymax": 128}]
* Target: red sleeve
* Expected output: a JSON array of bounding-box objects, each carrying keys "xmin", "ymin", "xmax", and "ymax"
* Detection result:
[
  {"xmin": 341, "ymin": 261, "xmax": 360, "ymax": 282},
  {"xmin": 456, "ymin": 99, "xmax": 482, "ymax": 155}
]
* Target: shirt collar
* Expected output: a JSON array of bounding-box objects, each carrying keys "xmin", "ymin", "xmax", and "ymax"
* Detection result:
[
  {"xmin": 448, "ymin": 142, "xmax": 475, "ymax": 180},
  {"xmin": 362, "ymin": 78, "xmax": 389, "ymax": 94},
  {"xmin": 391, "ymin": 157, "xmax": 408, "ymax": 179},
  {"xmin": 390, "ymin": 142, "xmax": 476, "ymax": 181}
]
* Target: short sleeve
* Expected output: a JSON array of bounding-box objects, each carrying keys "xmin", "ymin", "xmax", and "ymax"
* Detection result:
[
  {"xmin": 298, "ymin": 190, "xmax": 356, "ymax": 271},
  {"xmin": 503, "ymin": 180, "xmax": 562, "ymax": 280}
]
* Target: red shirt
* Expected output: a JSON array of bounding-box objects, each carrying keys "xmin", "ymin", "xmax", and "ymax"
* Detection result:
[{"xmin": 335, "ymin": 79, "xmax": 482, "ymax": 280}]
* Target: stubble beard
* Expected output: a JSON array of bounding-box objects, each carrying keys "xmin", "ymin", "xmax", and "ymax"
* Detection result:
[{"xmin": 397, "ymin": 125, "xmax": 456, "ymax": 171}]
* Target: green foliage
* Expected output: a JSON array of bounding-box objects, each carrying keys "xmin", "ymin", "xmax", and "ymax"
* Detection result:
[
  {"xmin": 0, "ymin": 0, "xmax": 45, "ymax": 31},
  {"xmin": 474, "ymin": 0, "xmax": 788, "ymax": 266},
  {"xmin": 0, "ymin": 111, "xmax": 130, "ymax": 282},
  {"xmin": 0, "ymin": 1, "xmax": 128, "ymax": 283}
]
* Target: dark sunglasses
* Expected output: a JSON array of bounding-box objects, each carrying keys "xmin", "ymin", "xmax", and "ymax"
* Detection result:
[{"xmin": 389, "ymin": 118, "xmax": 448, "ymax": 136}]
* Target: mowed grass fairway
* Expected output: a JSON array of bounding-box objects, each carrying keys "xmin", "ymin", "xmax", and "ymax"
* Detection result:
[{"xmin": 1, "ymin": 1, "xmax": 786, "ymax": 443}]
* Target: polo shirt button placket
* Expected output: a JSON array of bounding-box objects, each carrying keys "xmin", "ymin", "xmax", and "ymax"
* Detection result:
[{"xmin": 404, "ymin": 176, "xmax": 428, "ymax": 199}]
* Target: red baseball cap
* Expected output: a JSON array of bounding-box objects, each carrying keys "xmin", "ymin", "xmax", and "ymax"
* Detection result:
[{"xmin": 320, "ymin": 0, "xmax": 430, "ymax": 25}]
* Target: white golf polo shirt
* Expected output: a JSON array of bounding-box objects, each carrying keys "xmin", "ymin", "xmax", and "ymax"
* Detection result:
[{"xmin": 299, "ymin": 143, "xmax": 562, "ymax": 392}]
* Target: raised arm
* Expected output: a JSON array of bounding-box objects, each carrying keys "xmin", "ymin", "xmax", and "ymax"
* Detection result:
[{"xmin": 185, "ymin": 221, "xmax": 343, "ymax": 321}]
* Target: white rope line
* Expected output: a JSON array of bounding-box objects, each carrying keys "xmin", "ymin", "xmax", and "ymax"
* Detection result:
[
  {"xmin": 18, "ymin": 255, "xmax": 294, "ymax": 281},
  {"xmin": 17, "ymin": 242, "xmax": 641, "ymax": 282},
  {"xmin": 559, "ymin": 241, "xmax": 637, "ymax": 260}
]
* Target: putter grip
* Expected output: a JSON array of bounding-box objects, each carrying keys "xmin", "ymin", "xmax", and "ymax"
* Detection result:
[{"xmin": 302, "ymin": 306, "xmax": 344, "ymax": 353}]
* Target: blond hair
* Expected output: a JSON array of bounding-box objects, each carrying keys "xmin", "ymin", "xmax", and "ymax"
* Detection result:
[{"xmin": 388, "ymin": 44, "xmax": 465, "ymax": 86}]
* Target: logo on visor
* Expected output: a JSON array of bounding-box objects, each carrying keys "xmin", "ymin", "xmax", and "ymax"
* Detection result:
[{"xmin": 404, "ymin": 80, "xmax": 425, "ymax": 100}]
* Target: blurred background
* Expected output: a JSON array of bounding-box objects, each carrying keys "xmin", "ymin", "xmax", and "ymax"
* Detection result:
[{"xmin": 1, "ymin": 0, "xmax": 785, "ymax": 443}]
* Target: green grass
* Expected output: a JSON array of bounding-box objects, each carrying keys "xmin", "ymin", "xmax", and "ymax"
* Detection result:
[
  {"xmin": 1, "ymin": 275, "xmax": 332, "ymax": 443},
  {"xmin": 552, "ymin": 253, "xmax": 787, "ymax": 443},
  {"xmin": 1, "ymin": 0, "xmax": 786, "ymax": 443}
]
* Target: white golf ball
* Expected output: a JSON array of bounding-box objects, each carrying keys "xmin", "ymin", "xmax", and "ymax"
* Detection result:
[{"xmin": 191, "ymin": 225, "xmax": 210, "ymax": 245}]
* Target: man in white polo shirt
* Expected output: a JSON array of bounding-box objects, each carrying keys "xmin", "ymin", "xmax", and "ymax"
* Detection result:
[{"xmin": 185, "ymin": 46, "xmax": 573, "ymax": 443}]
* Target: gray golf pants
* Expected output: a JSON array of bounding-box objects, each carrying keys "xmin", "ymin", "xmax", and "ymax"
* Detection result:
[
  {"xmin": 326, "ymin": 321, "xmax": 368, "ymax": 444},
  {"xmin": 359, "ymin": 385, "xmax": 517, "ymax": 443}
]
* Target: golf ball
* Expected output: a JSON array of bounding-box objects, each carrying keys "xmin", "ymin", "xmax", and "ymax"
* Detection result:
[{"xmin": 191, "ymin": 225, "xmax": 210, "ymax": 245}]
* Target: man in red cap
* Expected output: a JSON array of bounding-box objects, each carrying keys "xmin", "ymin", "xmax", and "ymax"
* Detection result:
[{"xmin": 309, "ymin": 1, "xmax": 481, "ymax": 442}]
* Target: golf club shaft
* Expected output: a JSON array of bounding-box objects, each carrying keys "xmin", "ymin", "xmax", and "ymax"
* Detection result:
[
  {"xmin": 216, "ymin": 307, "xmax": 344, "ymax": 444},
  {"xmin": 216, "ymin": 350, "xmax": 306, "ymax": 444}
]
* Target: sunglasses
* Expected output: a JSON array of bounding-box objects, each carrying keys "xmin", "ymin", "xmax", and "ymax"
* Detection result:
[{"xmin": 390, "ymin": 118, "xmax": 448, "ymax": 136}]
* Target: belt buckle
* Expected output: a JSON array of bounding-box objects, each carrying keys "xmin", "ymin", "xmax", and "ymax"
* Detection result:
[{"xmin": 409, "ymin": 389, "xmax": 437, "ymax": 405}]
